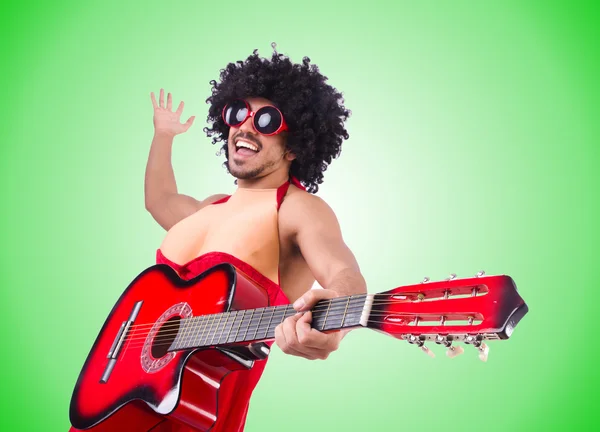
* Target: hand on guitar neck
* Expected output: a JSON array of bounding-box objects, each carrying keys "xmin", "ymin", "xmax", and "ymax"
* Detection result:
[{"xmin": 274, "ymin": 288, "xmax": 348, "ymax": 361}]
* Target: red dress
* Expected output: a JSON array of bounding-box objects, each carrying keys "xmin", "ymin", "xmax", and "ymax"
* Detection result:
[
  {"xmin": 69, "ymin": 178, "xmax": 302, "ymax": 432},
  {"xmin": 151, "ymin": 249, "xmax": 290, "ymax": 432}
]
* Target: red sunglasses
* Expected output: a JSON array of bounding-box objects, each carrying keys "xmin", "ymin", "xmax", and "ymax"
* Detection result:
[{"xmin": 222, "ymin": 99, "xmax": 288, "ymax": 136}]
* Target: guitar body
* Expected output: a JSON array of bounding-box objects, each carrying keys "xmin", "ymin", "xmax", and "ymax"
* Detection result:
[{"xmin": 69, "ymin": 263, "xmax": 270, "ymax": 431}]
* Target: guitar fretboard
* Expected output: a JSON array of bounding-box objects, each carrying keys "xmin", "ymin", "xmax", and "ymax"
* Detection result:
[{"xmin": 170, "ymin": 294, "xmax": 367, "ymax": 351}]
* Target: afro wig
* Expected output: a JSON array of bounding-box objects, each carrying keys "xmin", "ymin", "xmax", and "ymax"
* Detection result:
[{"xmin": 203, "ymin": 45, "xmax": 351, "ymax": 193}]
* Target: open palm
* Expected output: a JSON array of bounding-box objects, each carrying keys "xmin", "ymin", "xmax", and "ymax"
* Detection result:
[{"xmin": 150, "ymin": 89, "xmax": 195, "ymax": 136}]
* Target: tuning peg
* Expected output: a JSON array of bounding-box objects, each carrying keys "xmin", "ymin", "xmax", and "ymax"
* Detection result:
[
  {"xmin": 446, "ymin": 273, "xmax": 457, "ymax": 281},
  {"xmin": 446, "ymin": 345, "xmax": 465, "ymax": 358},
  {"xmin": 435, "ymin": 335, "xmax": 463, "ymax": 358},
  {"xmin": 407, "ymin": 334, "xmax": 435, "ymax": 358},
  {"xmin": 476, "ymin": 270, "xmax": 485, "ymax": 277},
  {"xmin": 421, "ymin": 345, "xmax": 436, "ymax": 358},
  {"xmin": 477, "ymin": 343, "xmax": 489, "ymax": 362},
  {"xmin": 421, "ymin": 277, "xmax": 430, "ymax": 283},
  {"xmin": 465, "ymin": 335, "xmax": 489, "ymax": 362}
]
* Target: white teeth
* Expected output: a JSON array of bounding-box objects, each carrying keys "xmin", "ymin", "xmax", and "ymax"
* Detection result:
[{"xmin": 235, "ymin": 140, "xmax": 258, "ymax": 152}]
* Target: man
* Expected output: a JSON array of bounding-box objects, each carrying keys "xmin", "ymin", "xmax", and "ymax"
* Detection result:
[{"xmin": 145, "ymin": 46, "xmax": 367, "ymax": 431}]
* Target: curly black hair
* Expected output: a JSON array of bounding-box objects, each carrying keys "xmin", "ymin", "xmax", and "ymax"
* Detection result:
[{"xmin": 203, "ymin": 46, "xmax": 351, "ymax": 193}]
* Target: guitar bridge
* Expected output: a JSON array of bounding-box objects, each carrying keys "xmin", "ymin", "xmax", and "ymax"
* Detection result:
[{"xmin": 100, "ymin": 301, "xmax": 143, "ymax": 384}]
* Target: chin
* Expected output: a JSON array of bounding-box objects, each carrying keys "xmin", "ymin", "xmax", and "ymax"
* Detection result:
[{"xmin": 226, "ymin": 162, "xmax": 262, "ymax": 180}]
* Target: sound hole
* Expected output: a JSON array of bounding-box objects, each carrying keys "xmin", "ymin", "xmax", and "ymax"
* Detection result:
[{"xmin": 151, "ymin": 316, "xmax": 181, "ymax": 359}]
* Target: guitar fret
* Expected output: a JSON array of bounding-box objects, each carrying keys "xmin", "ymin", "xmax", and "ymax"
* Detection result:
[
  {"xmin": 279, "ymin": 305, "xmax": 291, "ymax": 330},
  {"xmin": 267, "ymin": 306, "xmax": 282, "ymax": 339},
  {"xmin": 190, "ymin": 318, "xmax": 199, "ymax": 346},
  {"xmin": 265, "ymin": 306, "xmax": 281, "ymax": 340},
  {"xmin": 203, "ymin": 315, "xmax": 216, "ymax": 347},
  {"xmin": 341, "ymin": 296, "xmax": 351, "ymax": 328},
  {"xmin": 186, "ymin": 317, "xmax": 202, "ymax": 348},
  {"xmin": 312, "ymin": 299, "xmax": 334, "ymax": 331},
  {"xmin": 179, "ymin": 318, "xmax": 189, "ymax": 350},
  {"xmin": 237, "ymin": 309, "xmax": 253, "ymax": 343},
  {"xmin": 321, "ymin": 300, "xmax": 332, "ymax": 331},
  {"xmin": 231, "ymin": 310, "xmax": 246, "ymax": 343},
  {"xmin": 219, "ymin": 313, "xmax": 230, "ymax": 345},
  {"xmin": 242, "ymin": 309, "xmax": 255, "ymax": 342},
  {"xmin": 181, "ymin": 318, "xmax": 192, "ymax": 350},
  {"xmin": 189, "ymin": 318, "xmax": 197, "ymax": 347},
  {"xmin": 311, "ymin": 296, "xmax": 366, "ymax": 331},
  {"xmin": 224, "ymin": 310, "xmax": 237, "ymax": 344},
  {"xmin": 253, "ymin": 308, "xmax": 265, "ymax": 341},
  {"xmin": 199, "ymin": 316, "xmax": 209, "ymax": 347},
  {"xmin": 187, "ymin": 317, "xmax": 197, "ymax": 349},
  {"xmin": 172, "ymin": 322, "xmax": 181, "ymax": 350},
  {"xmin": 172, "ymin": 323, "xmax": 180, "ymax": 350},
  {"xmin": 191, "ymin": 316, "xmax": 204, "ymax": 348},
  {"xmin": 214, "ymin": 313, "xmax": 226, "ymax": 345},
  {"xmin": 273, "ymin": 305, "xmax": 292, "ymax": 338},
  {"xmin": 348, "ymin": 295, "xmax": 366, "ymax": 327},
  {"xmin": 264, "ymin": 307, "xmax": 276, "ymax": 339},
  {"xmin": 330, "ymin": 298, "xmax": 346, "ymax": 331}
]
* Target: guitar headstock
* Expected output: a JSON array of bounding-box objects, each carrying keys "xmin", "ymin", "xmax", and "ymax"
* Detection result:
[{"xmin": 366, "ymin": 271, "xmax": 528, "ymax": 361}]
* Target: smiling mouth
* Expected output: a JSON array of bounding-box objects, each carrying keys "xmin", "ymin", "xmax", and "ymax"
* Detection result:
[{"xmin": 234, "ymin": 139, "xmax": 260, "ymax": 156}]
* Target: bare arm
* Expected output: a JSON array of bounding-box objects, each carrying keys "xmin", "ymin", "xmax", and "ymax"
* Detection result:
[
  {"xmin": 290, "ymin": 193, "xmax": 367, "ymax": 298},
  {"xmin": 145, "ymin": 89, "xmax": 227, "ymax": 230},
  {"xmin": 274, "ymin": 192, "xmax": 367, "ymax": 360}
]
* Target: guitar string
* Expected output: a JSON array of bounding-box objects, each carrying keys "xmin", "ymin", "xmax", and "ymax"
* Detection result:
[
  {"xmin": 121, "ymin": 312, "xmax": 483, "ymax": 350},
  {"xmin": 118, "ymin": 303, "xmax": 482, "ymax": 344},
  {"xmin": 118, "ymin": 291, "xmax": 484, "ymax": 333},
  {"xmin": 120, "ymin": 301, "xmax": 364, "ymax": 336},
  {"xmin": 120, "ymin": 307, "xmax": 479, "ymax": 344},
  {"xmin": 123, "ymin": 306, "xmax": 355, "ymax": 345},
  {"xmin": 121, "ymin": 316, "xmax": 485, "ymax": 351}
]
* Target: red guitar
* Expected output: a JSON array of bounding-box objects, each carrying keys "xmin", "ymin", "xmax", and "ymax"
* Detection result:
[{"xmin": 69, "ymin": 264, "xmax": 528, "ymax": 431}]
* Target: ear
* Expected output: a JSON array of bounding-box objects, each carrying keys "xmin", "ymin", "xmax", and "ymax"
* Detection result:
[{"xmin": 284, "ymin": 149, "xmax": 296, "ymax": 161}]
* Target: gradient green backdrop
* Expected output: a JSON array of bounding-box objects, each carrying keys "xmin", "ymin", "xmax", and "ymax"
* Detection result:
[{"xmin": 1, "ymin": 1, "xmax": 598, "ymax": 431}]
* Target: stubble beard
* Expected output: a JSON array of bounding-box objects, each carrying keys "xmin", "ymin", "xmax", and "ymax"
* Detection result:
[{"xmin": 226, "ymin": 156, "xmax": 279, "ymax": 180}]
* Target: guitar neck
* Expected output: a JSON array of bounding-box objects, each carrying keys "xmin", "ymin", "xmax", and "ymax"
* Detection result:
[{"xmin": 169, "ymin": 294, "xmax": 369, "ymax": 351}]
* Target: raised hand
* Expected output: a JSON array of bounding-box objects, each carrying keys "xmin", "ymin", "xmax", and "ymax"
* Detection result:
[{"xmin": 150, "ymin": 89, "xmax": 195, "ymax": 137}]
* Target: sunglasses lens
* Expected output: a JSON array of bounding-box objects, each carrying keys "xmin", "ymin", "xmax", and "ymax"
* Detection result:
[
  {"xmin": 223, "ymin": 100, "xmax": 248, "ymax": 126},
  {"xmin": 255, "ymin": 107, "xmax": 282, "ymax": 134}
]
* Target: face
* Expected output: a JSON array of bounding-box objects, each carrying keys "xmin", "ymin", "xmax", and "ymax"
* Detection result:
[{"xmin": 225, "ymin": 97, "xmax": 295, "ymax": 180}]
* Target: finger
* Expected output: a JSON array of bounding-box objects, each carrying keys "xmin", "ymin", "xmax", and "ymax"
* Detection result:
[
  {"xmin": 150, "ymin": 92, "xmax": 158, "ymax": 109},
  {"xmin": 176, "ymin": 101, "xmax": 184, "ymax": 114},
  {"xmin": 167, "ymin": 92, "xmax": 172, "ymax": 110},
  {"xmin": 286, "ymin": 315, "xmax": 328, "ymax": 359},
  {"xmin": 282, "ymin": 316, "xmax": 313, "ymax": 357},
  {"xmin": 282, "ymin": 315, "xmax": 301, "ymax": 348},
  {"xmin": 293, "ymin": 289, "xmax": 338, "ymax": 312},
  {"xmin": 274, "ymin": 323, "xmax": 286, "ymax": 349},
  {"xmin": 298, "ymin": 310, "xmax": 313, "ymax": 329},
  {"xmin": 296, "ymin": 312, "xmax": 314, "ymax": 345},
  {"xmin": 159, "ymin": 88, "xmax": 164, "ymax": 108},
  {"xmin": 275, "ymin": 323, "xmax": 313, "ymax": 359},
  {"xmin": 182, "ymin": 116, "xmax": 195, "ymax": 131},
  {"xmin": 296, "ymin": 312, "xmax": 331, "ymax": 349},
  {"xmin": 298, "ymin": 327, "xmax": 332, "ymax": 350}
]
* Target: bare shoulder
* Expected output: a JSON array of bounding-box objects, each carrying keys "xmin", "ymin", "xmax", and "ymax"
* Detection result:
[{"xmin": 279, "ymin": 186, "xmax": 340, "ymax": 235}]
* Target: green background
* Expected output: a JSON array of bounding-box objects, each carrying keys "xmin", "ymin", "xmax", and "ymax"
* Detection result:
[{"xmin": 1, "ymin": 1, "xmax": 598, "ymax": 431}]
